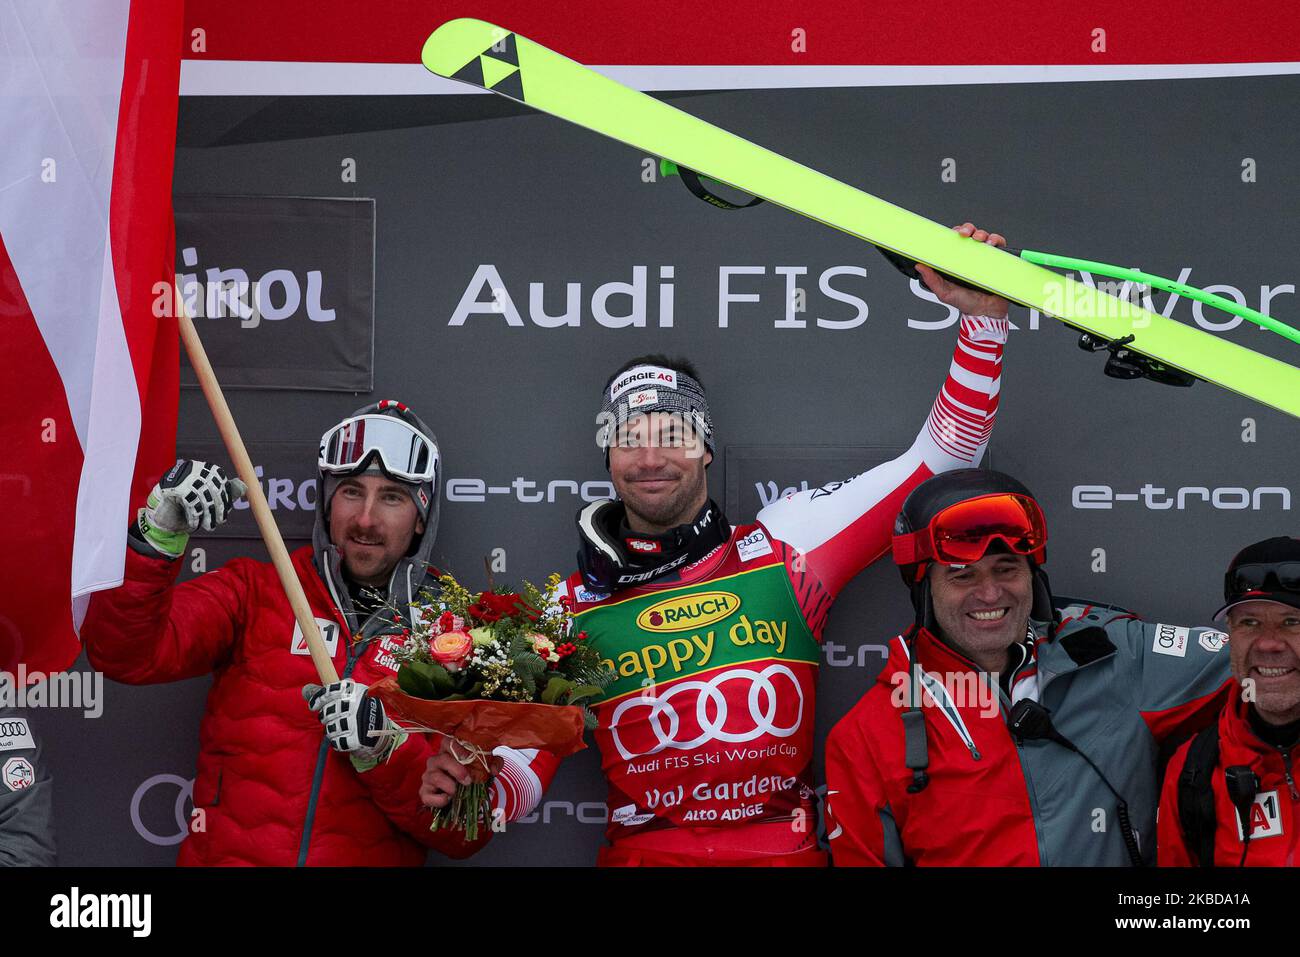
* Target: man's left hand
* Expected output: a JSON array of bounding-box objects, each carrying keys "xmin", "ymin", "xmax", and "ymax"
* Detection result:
[
  {"xmin": 915, "ymin": 222, "xmax": 1011, "ymax": 319},
  {"xmin": 419, "ymin": 737, "xmax": 505, "ymax": 809},
  {"xmin": 304, "ymin": 679, "xmax": 388, "ymax": 756}
]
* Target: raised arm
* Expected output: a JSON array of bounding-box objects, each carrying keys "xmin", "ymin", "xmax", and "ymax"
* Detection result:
[
  {"xmin": 758, "ymin": 312, "xmax": 1008, "ymax": 599},
  {"xmin": 81, "ymin": 459, "xmax": 247, "ymax": 683},
  {"xmin": 757, "ymin": 224, "xmax": 1011, "ymax": 601}
]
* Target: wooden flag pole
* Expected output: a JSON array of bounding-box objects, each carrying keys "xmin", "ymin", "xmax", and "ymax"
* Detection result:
[{"xmin": 173, "ymin": 283, "xmax": 340, "ymax": 685}]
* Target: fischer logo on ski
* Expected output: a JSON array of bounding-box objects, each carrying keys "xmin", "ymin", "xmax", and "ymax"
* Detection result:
[{"xmin": 449, "ymin": 30, "xmax": 525, "ymax": 99}]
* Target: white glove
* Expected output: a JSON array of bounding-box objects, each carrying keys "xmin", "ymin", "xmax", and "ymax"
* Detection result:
[
  {"xmin": 133, "ymin": 459, "xmax": 246, "ymax": 558},
  {"xmin": 304, "ymin": 679, "xmax": 389, "ymax": 759},
  {"xmin": 148, "ymin": 459, "xmax": 245, "ymax": 532}
]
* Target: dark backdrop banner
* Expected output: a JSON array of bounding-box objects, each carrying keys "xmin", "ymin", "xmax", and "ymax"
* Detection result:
[
  {"xmin": 175, "ymin": 194, "xmax": 375, "ymax": 392},
  {"xmin": 35, "ymin": 75, "xmax": 1299, "ymax": 866}
]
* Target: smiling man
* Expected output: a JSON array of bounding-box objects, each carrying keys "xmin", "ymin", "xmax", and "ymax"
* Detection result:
[
  {"xmin": 327, "ymin": 474, "xmax": 423, "ymax": 587},
  {"xmin": 81, "ymin": 400, "xmax": 554, "ymax": 865},
  {"xmin": 825, "ymin": 468, "xmax": 1234, "ymax": 866},
  {"xmin": 557, "ymin": 223, "xmax": 1014, "ymax": 866},
  {"xmin": 1158, "ymin": 537, "xmax": 1300, "ymax": 867}
]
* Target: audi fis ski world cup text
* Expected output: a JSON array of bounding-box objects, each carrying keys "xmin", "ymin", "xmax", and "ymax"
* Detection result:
[{"xmin": 446, "ymin": 262, "xmax": 1295, "ymax": 334}]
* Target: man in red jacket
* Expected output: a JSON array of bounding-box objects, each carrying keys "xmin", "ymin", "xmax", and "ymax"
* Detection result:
[
  {"xmin": 825, "ymin": 469, "xmax": 1231, "ymax": 865},
  {"xmin": 1158, "ymin": 536, "xmax": 1300, "ymax": 867},
  {"xmin": 82, "ymin": 400, "xmax": 556, "ymax": 865}
]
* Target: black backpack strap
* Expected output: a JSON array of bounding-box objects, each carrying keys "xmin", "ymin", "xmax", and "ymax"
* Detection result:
[{"xmin": 1176, "ymin": 722, "xmax": 1221, "ymax": 867}]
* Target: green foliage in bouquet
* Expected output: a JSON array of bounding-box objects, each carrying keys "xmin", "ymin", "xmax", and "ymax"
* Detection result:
[{"xmin": 392, "ymin": 572, "xmax": 613, "ymax": 729}]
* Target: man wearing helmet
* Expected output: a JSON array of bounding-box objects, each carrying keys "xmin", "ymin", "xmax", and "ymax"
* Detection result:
[
  {"xmin": 554, "ymin": 223, "xmax": 1014, "ymax": 866},
  {"xmin": 81, "ymin": 400, "xmax": 555, "ymax": 865},
  {"xmin": 824, "ymin": 469, "xmax": 1234, "ymax": 865}
]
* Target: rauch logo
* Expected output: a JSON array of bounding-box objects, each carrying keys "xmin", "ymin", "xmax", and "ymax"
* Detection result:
[{"xmin": 636, "ymin": 592, "xmax": 740, "ymax": 633}]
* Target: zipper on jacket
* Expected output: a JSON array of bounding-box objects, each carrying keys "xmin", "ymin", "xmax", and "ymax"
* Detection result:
[
  {"xmin": 910, "ymin": 662, "xmax": 982, "ymax": 761},
  {"xmin": 1280, "ymin": 748, "xmax": 1299, "ymax": 801},
  {"xmin": 1010, "ymin": 733, "xmax": 1050, "ymax": 865},
  {"xmin": 296, "ymin": 632, "xmax": 370, "ymax": 866}
]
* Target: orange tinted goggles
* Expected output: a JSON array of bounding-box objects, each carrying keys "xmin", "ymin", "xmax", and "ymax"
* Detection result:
[{"xmin": 893, "ymin": 493, "xmax": 1048, "ymax": 567}]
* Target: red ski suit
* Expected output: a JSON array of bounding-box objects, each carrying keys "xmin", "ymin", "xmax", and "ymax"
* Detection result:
[{"xmin": 559, "ymin": 315, "xmax": 1009, "ymax": 865}]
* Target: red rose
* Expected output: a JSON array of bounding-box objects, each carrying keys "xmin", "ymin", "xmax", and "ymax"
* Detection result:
[{"xmin": 469, "ymin": 592, "xmax": 540, "ymax": 623}]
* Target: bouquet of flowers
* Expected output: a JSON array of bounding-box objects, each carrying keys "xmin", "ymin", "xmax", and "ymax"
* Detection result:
[{"xmin": 368, "ymin": 572, "xmax": 612, "ymax": 839}]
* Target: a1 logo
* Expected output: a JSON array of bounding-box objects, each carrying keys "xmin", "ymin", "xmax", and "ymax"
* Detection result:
[
  {"xmin": 291, "ymin": 618, "xmax": 341, "ymax": 658},
  {"xmin": 1236, "ymin": 790, "xmax": 1283, "ymax": 840}
]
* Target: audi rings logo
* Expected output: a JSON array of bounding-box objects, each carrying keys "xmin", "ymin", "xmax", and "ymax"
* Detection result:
[
  {"xmin": 130, "ymin": 774, "xmax": 194, "ymax": 846},
  {"xmin": 0, "ymin": 721, "xmax": 29, "ymax": 736},
  {"xmin": 609, "ymin": 664, "xmax": 804, "ymax": 760}
]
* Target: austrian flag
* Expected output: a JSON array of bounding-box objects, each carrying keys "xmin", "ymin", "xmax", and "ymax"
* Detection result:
[{"xmin": 0, "ymin": 1, "xmax": 185, "ymax": 675}]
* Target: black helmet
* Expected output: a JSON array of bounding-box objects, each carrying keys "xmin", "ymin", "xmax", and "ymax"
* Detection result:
[
  {"xmin": 893, "ymin": 468, "xmax": 1054, "ymax": 796},
  {"xmin": 892, "ymin": 468, "xmax": 1054, "ymax": 625}
]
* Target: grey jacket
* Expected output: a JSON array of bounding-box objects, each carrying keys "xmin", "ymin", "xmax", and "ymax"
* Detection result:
[
  {"xmin": 0, "ymin": 708, "xmax": 56, "ymax": 866},
  {"xmin": 826, "ymin": 599, "xmax": 1234, "ymax": 865}
]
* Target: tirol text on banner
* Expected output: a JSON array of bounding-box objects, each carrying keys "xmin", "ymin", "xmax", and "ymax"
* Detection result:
[{"xmin": 175, "ymin": 195, "xmax": 375, "ymax": 392}]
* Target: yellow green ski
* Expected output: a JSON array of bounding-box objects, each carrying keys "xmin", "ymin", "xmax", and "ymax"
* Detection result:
[{"xmin": 423, "ymin": 17, "xmax": 1300, "ymax": 420}]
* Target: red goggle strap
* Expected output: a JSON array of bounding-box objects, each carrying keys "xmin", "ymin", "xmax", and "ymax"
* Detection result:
[{"xmin": 892, "ymin": 529, "xmax": 931, "ymax": 566}]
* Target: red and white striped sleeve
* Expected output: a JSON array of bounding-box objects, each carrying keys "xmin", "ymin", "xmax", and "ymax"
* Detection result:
[
  {"xmin": 756, "ymin": 314, "xmax": 1008, "ymax": 602},
  {"xmin": 490, "ymin": 747, "xmax": 562, "ymax": 822},
  {"xmin": 924, "ymin": 314, "xmax": 1005, "ymax": 464}
]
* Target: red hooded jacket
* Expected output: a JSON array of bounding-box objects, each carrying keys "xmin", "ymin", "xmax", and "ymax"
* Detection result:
[{"xmin": 82, "ymin": 545, "xmax": 553, "ymax": 865}]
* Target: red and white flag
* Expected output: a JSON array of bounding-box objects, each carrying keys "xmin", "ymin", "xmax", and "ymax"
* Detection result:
[{"xmin": 0, "ymin": 0, "xmax": 184, "ymax": 676}]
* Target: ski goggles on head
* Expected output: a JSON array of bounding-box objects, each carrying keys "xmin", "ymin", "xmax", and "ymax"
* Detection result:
[
  {"xmin": 319, "ymin": 414, "xmax": 438, "ymax": 483},
  {"xmin": 1224, "ymin": 562, "xmax": 1300, "ymax": 600},
  {"xmin": 893, "ymin": 493, "xmax": 1048, "ymax": 568}
]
